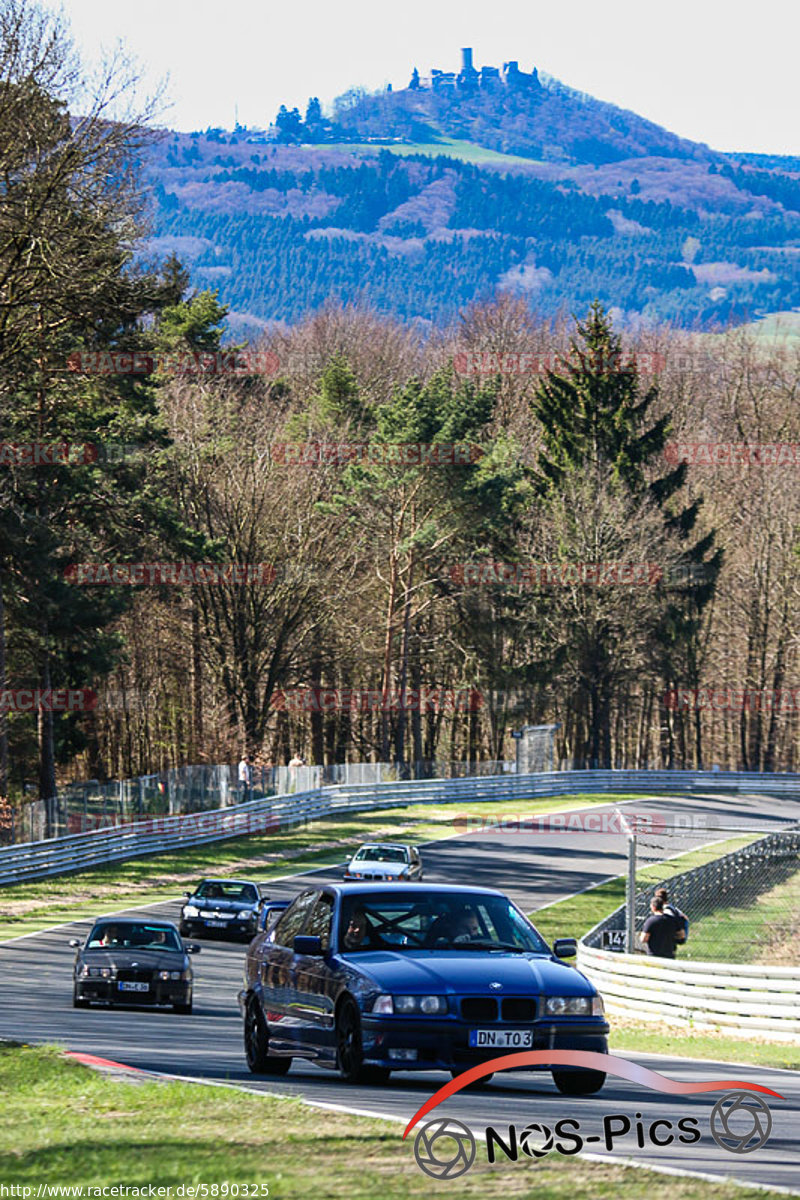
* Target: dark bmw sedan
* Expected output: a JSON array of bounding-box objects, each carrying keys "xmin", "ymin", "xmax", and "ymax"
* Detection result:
[
  {"xmin": 239, "ymin": 884, "xmax": 609, "ymax": 1094},
  {"xmin": 70, "ymin": 918, "xmax": 200, "ymax": 1012},
  {"xmin": 179, "ymin": 878, "xmax": 263, "ymax": 941}
]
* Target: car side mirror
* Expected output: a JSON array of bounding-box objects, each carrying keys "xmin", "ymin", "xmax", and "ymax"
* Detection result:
[
  {"xmin": 183, "ymin": 892, "xmax": 192, "ymax": 901},
  {"xmin": 69, "ymin": 938, "xmax": 81, "ymax": 948},
  {"xmin": 294, "ymin": 934, "xmax": 323, "ymax": 956},
  {"xmin": 185, "ymin": 944, "xmax": 201, "ymax": 954},
  {"xmin": 553, "ymin": 938, "xmax": 577, "ymax": 958}
]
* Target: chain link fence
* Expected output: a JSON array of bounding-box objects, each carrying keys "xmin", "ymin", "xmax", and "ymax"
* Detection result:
[
  {"xmin": 2, "ymin": 759, "xmax": 515, "ymax": 844},
  {"xmin": 589, "ymin": 817, "xmax": 800, "ymax": 964}
]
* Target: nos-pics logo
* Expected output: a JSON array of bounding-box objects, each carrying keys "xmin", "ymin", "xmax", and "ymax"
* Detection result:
[{"xmin": 404, "ymin": 1052, "xmax": 781, "ymax": 1179}]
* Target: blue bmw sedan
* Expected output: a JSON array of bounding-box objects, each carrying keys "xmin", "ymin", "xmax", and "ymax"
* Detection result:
[{"xmin": 239, "ymin": 883, "xmax": 609, "ymax": 1094}]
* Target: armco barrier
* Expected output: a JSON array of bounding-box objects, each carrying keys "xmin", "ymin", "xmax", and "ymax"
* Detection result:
[
  {"xmin": 1, "ymin": 768, "xmax": 799, "ymax": 885},
  {"xmin": 577, "ymin": 944, "xmax": 800, "ymax": 1043}
]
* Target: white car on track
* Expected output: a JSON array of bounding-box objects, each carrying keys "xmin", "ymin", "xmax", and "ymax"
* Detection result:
[{"xmin": 343, "ymin": 842, "xmax": 423, "ymax": 882}]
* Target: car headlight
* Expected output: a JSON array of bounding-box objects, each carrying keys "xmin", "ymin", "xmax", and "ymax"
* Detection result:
[
  {"xmin": 79, "ymin": 965, "xmax": 116, "ymax": 978},
  {"xmin": 544, "ymin": 996, "xmax": 593, "ymax": 1016},
  {"xmin": 183, "ymin": 905, "xmax": 199, "ymax": 918},
  {"xmin": 376, "ymin": 994, "xmax": 448, "ymax": 1015},
  {"xmin": 158, "ymin": 970, "xmax": 183, "ymax": 981},
  {"xmin": 237, "ymin": 910, "xmax": 255, "ymax": 920}
]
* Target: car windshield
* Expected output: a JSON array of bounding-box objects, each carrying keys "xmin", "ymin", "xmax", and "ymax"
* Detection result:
[
  {"xmin": 338, "ymin": 892, "xmax": 550, "ymax": 954},
  {"xmin": 195, "ymin": 881, "xmax": 258, "ymax": 903},
  {"xmin": 353, "ymin": 847, "xmax": 407, "ymax": 863},
  {"xmin": 87, "ymin": 923, "xmax": 182, "ymax": 952}
]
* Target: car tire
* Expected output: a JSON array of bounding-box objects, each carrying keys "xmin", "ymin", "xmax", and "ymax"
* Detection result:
[
  {"xmin": 173, "ymin": 1001, "xmax": 193, "ymax": 1014},
  {"xmin": 178, "ymin": 924, "xmax": 189, "ymax": 937},
  {"xmin": 450, "ymin": 1068, "xmax": 493, "ymax": 1089},
  {"xmin": 552, "ymin": 1069, "xmax": 606, "ymax": 1096},
  {"xmin": 336, "ymin": 997, "xmax": 377, "ymax": 1084},
  {"xmin": 244, "ymin": 996, "xmax": 292, "ymax": 1075},
  {"xmin": 73, "ymin": 991, "xmax": 89, "ymax": 1009}
]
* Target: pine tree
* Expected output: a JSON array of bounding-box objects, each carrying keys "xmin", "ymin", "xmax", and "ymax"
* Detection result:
[{"xmin": 531, "ymin": 301, "xmax": 722, "ymax": 766}]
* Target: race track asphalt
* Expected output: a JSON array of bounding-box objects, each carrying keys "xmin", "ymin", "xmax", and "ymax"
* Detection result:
[{"xmin": 2, "ymin": 792, "xmax": 799, "ymax": 1192}]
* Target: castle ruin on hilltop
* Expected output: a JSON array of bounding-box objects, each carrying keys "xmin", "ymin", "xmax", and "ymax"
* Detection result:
[{"xmin": 410, "ymin": 47, "xmax": 541, "ymax": 92}]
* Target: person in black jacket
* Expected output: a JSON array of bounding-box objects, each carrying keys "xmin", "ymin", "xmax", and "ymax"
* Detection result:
[
  {"xmin": 655, "ymin": 887, "xmax": 688, "ymax": 948},
  {"xmin": 640, "ymin": 897, "xmax": 676, "ymax": 958}
]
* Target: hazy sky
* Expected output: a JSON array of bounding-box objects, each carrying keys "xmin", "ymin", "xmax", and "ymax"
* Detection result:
[{"xmin": 55, "ymin": 0, "xmax": 799, "ymax": 155}]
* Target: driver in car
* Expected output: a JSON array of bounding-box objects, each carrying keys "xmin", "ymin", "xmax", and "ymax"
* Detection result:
[{"xmin": 453, "ymin": 909, "xmax": 481, "ymax": 943}]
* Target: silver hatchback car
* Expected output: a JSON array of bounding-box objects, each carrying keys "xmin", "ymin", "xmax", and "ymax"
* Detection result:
[{"xmin": 343, "ymin": 842, "xmax": 423, "ymax": 882}]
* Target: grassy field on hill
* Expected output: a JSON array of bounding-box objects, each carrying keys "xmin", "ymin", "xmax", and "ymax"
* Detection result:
[{"xmin": 300, "ymin": 137, "xmax": 538, "ymax": 164}]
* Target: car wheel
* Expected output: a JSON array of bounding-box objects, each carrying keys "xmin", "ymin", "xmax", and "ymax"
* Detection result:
[
  {"xmin": 244, "ymin": 996, "xmax": 292, "ymax": 1075},
  {"xmin": 336, "ymin": 997, "xmax": 372, "ymax": 1084},
  {"xmin": 73, "ymin": 990, "xmax": 89, "ymax": 1009},
  {"xmin": 173, "ymin": 1001, "xmax": 193, "ymax": 1014},
  {"xmin": 178, "ymin": 924, "xmax": 189, "ymax": 937},
  {"xmin": 450, "ymin": 1068, "xmax": 493, "ymax": 1089},
  {"xmin": 552, "ymin": 1069, "xmax": 606, "ymax": 1096}
]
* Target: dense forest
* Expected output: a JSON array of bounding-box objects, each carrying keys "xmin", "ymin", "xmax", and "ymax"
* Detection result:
[
  {"xmin": 146, "ymin": 130, "xmax": 800, "ymax": 330},
  {"xmin": 1, "ymin": 2, "xmax": 799, "ymax": 831}
]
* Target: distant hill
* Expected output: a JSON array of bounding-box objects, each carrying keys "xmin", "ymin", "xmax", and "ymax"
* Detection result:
[{"xmin": 143, "ymin": 51, "xmax": 800, "ymax": 332}]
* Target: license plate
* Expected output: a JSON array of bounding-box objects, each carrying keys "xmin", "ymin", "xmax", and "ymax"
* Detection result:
[
  {"xmin": 469, "ymin": 1028, "xmax": 533, "ymax": 1048},
  {"xmin": 118, "ymin": 981, "xmax": 150, "ymax": 993},
  {"xmin": 207, "ymin": 920, "xmax": 227, "ymax": 927}
]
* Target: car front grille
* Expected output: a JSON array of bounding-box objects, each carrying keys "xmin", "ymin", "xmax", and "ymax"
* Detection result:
[
  {"xmin": 461, "ymin": 997, "xmax": 498, "ymax": 1021},
  {"xmin": 501, "ymin": 997, "xmax": 537, "ymax": 1021},
  {"xmin": 116, "ymin": 969, "xmax": 153, "ymax": 984},
  {"xmin": 460, "ymin": 996, "xmax": 537, "ymax": 1022}
]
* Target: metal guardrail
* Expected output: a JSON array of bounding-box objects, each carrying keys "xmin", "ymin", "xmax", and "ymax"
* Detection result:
[
  {"xmin": 577, "ymin": 944, "xmax": 800, "ymax": 1042},
  {"xmin": 1, "ymin": 768, "xmax": 799, "ymax": 885}
]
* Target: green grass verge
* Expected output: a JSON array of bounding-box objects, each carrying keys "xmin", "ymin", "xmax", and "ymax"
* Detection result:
[
  {"xmin": 608, "ymin": 1021, "xmax": 800, "ymax": 1071},
  {"xmin": 0, "ymin": 793, "xmax": 641, "ymax": 941},
  {"xmin": 679, "ymin": 864, "xmax": 800, "ymax": 965},
  {"xmin": 0, "ymin": 1044, "xmax": 786, "ymax": 1200}
]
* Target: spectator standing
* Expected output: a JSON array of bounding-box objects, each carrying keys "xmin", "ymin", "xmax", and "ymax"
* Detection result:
[
  {"xmin": 238, "ymin": 753, "xmax": 253, "ymax": 803},
  {"xmin": 288, "ymin": 751, "xmax": 306, "ymax": 793},
  {"xmin": 640, "ymin": 897, "xmax": 677, "ymax": 958},
  {"xmin": 655, "ymin": 887, "xmax": 689, "ymax": 947}
]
